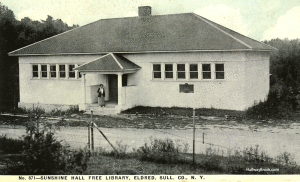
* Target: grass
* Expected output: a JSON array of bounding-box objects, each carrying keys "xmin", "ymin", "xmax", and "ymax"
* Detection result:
[
  {"xmin": 122, "ymin": 106, "xmax": 245, "ymax": 118},
  {"xmin": 2, "ymin": 105, "xmax": 300, "ymax": 129},
  {"xmin": 83, "ymin": 139, "xmax": 300, "ymax": 175},
  {"xmin": 0, "ymin": 135, "xmax": 24, "ymax": 154}
]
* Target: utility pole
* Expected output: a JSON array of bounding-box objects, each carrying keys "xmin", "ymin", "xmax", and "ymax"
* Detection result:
[{"xmin": 193, "ymin": 108, "xmax": 195, "ymax": 164}]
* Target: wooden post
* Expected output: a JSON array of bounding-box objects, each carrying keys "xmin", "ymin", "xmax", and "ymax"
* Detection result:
[
  {"xmin": 93, "ymin": 122, "xmax": 118, "ymax": 153},
  {"xmin": 193, "ymin": 108, "xmax": 195, "ymax": 164},
  {"xmin": 203, "ymin": 132, "xmax": 204, "ymax": 144},
  {"xmin": 91, "ymin": 110, "xmax": 94, "ymax": 153},
  {"xmin": 88, "ymin": 121, "xmax": 91, "ymax": 156}
]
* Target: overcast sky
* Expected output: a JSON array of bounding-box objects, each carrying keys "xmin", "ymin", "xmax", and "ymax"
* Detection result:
[{"xmin": 2, "ymin": 0, "xmax": 300, "ymax": 41}]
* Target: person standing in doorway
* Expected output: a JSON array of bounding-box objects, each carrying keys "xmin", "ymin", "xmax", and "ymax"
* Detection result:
[{"xmin": 97, "ymin": 84, "xmax": 105, "ymax": 107}]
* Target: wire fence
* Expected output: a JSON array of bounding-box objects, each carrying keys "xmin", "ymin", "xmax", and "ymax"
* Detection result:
[{"xmin": 0, "ymin": 112, "xmax": 298, "ymax": 167}]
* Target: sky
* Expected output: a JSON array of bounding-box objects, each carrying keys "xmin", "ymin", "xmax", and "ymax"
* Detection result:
[{"xmin": 2, "ymin": 0, "xmax": 300, "ymax": 41}]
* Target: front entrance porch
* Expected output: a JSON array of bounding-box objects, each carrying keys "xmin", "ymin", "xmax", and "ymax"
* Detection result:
[{"xmin": 74, "ymin": 53, "xmax": 141, "ymax": 115}]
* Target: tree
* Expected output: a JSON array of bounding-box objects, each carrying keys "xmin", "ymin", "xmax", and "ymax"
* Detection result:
[{"xmin": 0, "ymin": 3, "xmax": 79, "ymax": 112}]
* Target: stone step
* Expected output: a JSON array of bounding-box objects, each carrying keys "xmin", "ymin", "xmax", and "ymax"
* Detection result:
[{"xmin": 85, "ymin": 108, "xmax": 118, "ymax": 115}]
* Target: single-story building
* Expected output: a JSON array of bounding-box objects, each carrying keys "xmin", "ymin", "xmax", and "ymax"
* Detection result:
[{"xmin": 9, "ymin": 6, "xmax": 276, "ymax": 115}]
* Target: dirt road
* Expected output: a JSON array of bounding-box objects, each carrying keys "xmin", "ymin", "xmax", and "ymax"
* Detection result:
[{"xmin": 1, "ymin": 124, "xmax": 300, "ymax": 163}]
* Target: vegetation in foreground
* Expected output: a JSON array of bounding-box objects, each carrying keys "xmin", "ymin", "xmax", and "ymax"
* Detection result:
[
  {"xmin": 2, "ymin": 103, "xmax": 300, "ymax": 130},
  {"xmin": 85, "ymin": 138, "xmax": 300, "ymax": 175},
  {"xmin": 0, "ymin": 108, "xmax": 89, "ymax": 175},
  {"xmin": 1, "ymin": 115, "xmax": 299, "ymax": 175}
]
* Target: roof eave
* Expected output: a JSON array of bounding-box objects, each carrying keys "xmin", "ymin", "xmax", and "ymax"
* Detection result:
[{"xmin": 9, "ymin": 49, "xmax": 276, "ymax": 56}]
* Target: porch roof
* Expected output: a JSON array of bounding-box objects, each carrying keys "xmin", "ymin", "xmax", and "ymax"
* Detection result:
[{"xmin": 74, "ymin": 53, "xmax": 141, "ymax": 72}]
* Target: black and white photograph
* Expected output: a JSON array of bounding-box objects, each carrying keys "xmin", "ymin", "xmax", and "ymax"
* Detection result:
[{"xmin": 1, "ymin": 0, "xmax": 300, "ymax": 180}]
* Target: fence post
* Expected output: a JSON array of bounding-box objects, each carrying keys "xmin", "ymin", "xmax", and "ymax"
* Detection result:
[
  {"xmin": 88, "ymin": 120, "xmax": 91, "ymax": 157},
  {"xmin": 91, "ymin": 110, "xmax": 94, "ymax": 153},
  {"xmin": 203, "ymin": 132, "xmax": 204, "ymax": 144},
  {"xmin": 193, "ymin": 108, "xmax": 195, "ymax": 164}
]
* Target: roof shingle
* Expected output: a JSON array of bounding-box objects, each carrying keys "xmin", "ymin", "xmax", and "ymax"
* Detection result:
[
  {"xmin": 74, "ymin": 53, "xmax": 141, "ymax": 72},
  {"xmin": 9, "ymin": 13, "xmax": 276, "ymax": 56}
]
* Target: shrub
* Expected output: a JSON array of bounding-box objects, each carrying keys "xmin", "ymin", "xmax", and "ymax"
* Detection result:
[
  {"xmin": 246, "ymin": 88, "xmax": 294, "ymax": 119},
  {"xmin": 137, "ymin": 137, "xmax": 188, "ymax": 164},
  {"xmin": 2, "ymin": 109, "xmax": 89, "ymax": 175},
  {"xmin": 65, "ymin": 105, "xmax": 80, "ymax": 116},
  {"xmin": 0, "ymin": 135, "xmax": 24, "ymax": 154}
]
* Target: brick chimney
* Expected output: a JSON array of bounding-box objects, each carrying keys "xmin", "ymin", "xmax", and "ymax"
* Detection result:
[{"xmin": 138, "ymin": 6, "xmax": 151, "ymax": 17}]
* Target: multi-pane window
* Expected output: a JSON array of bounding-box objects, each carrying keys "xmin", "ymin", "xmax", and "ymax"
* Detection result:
[
  {"xmin": 177, "ymin": 64, "xmax": 185, "ymax": 79},
  {"xmin": 202, "ymin": 64, "xmax": 211, "ymax": 79},
  {"xmin": 32, "ymin": 65, "xmax": 38, "ymax": 78},
  {"xmin": 41, "ymin": 65, "xmax": 47, "ymax": 78},
  {"xmin": 152, "ymin": 63, "xmax": 224, "ymax": 81},
  {"xmin": 69, "ymin": 65, "xmax": 75, "ymax": 78},
  {"xmin": 189, "ymin": 64, "xmax": 198, "ymax": 79},
  {"xmin": 165, "ymin": 64, "xmax": 173, "ymax": 79},
  {"xmin": 215, "ymin": 64, "xmax": 225, "ymax": 79},
  {"xmin": 153, "ymin": 64, "xmax": 161, "ymax": 79},
  {"xmin": 59, "ymin": 65, "xmax": 66, "ymax": 78},
  {"xmin": 50, "ymin": 65, "xmax": 56, "ymax": 78}
]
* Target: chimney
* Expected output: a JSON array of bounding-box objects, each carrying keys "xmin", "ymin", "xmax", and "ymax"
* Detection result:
[{"xmin": 138, "ymin": 6, "xmax": 151, "ymax": 17}]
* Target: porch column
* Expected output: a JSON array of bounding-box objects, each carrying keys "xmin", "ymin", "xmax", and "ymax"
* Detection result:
[
  {"xmin": 82, "ymin": 73, "xmax": 86, "ymax": 110},
  {"xmin": 117, "ymin": 73, "xmax": 123, "ymax": 105}
]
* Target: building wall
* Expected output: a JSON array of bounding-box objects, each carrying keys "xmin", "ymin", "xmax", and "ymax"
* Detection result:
[
  {"xmin": 18, "ymin": 55, "xmax": 102, "ymax": 109},
  {"xmin": 18, "ymin": 51, "xmax": 270, "ymax": 111},
  {"xmin": 123, "ymin": 52, "xmax": 251, "ymax": 110},
  {"xmin": 244, "ymin": 52, "xmax": 270, "ymax": 109}
]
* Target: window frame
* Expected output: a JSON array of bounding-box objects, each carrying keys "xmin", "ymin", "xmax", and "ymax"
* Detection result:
[
  {"xmin": 189, "ymin": 64, "xmax": 198, "ymax": 80},
  {"xmin": 59, "ymin": 64, "xmax": 66, "ymax": 79},
  {"xmin": 41, "ymin": 64, "xmax": 48, "ymax": 78},
  {"xmin": 32, "ymin": 64, "xmax": 39, "ymax": 78},
  {"xmin": 164, "ymin": 64, "xmax": 173, "ymax": 79},
  {"xmin": 215, "ymin": 63, "xmax": 225, "ymax": 80},
  {"xmin": 50, "ymin": 65, "xmax": 57, "ymax": 78},
  {"xmin": 152, "ymin": 64, "xmax": 162, "ymax": 79},
  {"xmin": 202, "ymin": 63, "xmax": 211, "ymax": 80},
  {"xmin": 68, "ymin": 64, "xmax": 76, "ymax": 79},
  {"xmin": 177, "ymin": 63, "xmax": 186, "ymax": 79}
]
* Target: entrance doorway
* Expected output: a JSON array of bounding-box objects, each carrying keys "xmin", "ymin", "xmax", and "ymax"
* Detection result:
[{"xmin": 108, "ymin": 75, "xmax": 118, "ymax": 101}]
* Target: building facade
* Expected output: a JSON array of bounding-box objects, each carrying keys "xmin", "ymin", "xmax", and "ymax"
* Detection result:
[{"xmin": 10, "ymin": 6, "xmax": 275, "ymax": 114}]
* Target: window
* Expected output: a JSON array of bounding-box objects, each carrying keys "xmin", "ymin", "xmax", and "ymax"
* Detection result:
[
  {"xmin": 153, "ymin": 64, "xmax": 161, "ymax": 79},
  {"xmin": 189, "ymin": 64, "xmax": 198, "ymax": 79},
  {"xmin": 41, "ymin": 65, "xmax": 47, "ymax": 78},
  {"xmin": 179, "ymin": 83, "xmax": 194, "ymax": 93},
  {"xmin": 69, "ymin": 65, "xmax": 75, "ymax": 78},
  {"xmin": 59, "ymin": 65, "xmax": 66, "ymax": 78},
  {"xmin": 165, "ymin": 64, "xmax": 173, "ymax": 79},
  {"xmin": 32, "ymin": 65, "xmax": 38, "ymax": 78},
  {"xmin": 202, "ymin": 64, "xmax": 211, "ymax": 79},
  {"xmin": 177, "ymin": 64, "xmax": 185, "ymax": 79},
  {"xmin": 215, "ymin": 64, "xmax": 225, "ymax": 79},
  {"xmin": 50, "ymin": 65, "xmax": 56, "ymax": 78}
]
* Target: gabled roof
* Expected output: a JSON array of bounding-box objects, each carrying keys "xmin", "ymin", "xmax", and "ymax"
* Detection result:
[
  {"xmin": 9, "ymin": 13, "xmax": 276, "ymax": 56},
  {"xmin": 74, "ymin": 53, "xmax": 141, "ymax": 72}
]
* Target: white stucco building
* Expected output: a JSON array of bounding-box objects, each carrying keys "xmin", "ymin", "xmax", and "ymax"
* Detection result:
[{"xmin": 9, "ymin": 6, "xmax": 276, "ymax": 114}]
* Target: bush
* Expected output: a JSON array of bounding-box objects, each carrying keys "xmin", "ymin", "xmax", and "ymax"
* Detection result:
[
  {"xmin": 2, "ymin": 109, "xmax": 90, "ymax": 175},
  {"xmin": 137, "ymin": 137, "xmax": 188, "ymax": 164},
  {"xmin": 246, "ymin": 87, "xmax": 297, "ymax": 119},
  {"xmin": 65, "ymin": 105, "xmax": 80, "ymax": 116},
  {"xmin": 0, "ymin": 135, "xmax": 24, "ymax": 154}
]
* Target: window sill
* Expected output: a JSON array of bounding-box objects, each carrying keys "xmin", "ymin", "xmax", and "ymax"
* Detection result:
[{"xmin": 31, "ymin": 78, "xmax": 81, "ymax": 81}]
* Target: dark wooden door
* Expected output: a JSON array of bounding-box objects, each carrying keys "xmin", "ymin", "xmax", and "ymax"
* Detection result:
[{"xmin": 108, "ymin": 75, "xmax": 118, "ymax": 101}]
